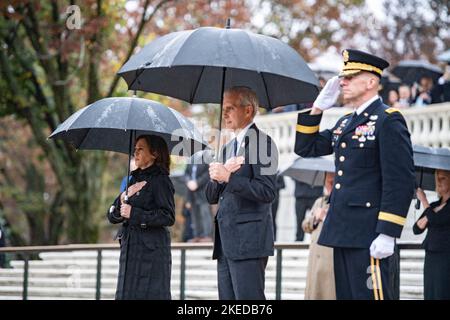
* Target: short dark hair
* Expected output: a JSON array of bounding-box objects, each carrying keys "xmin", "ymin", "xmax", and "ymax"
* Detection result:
[{"xmin": 136, "ymin": 135, "xmax": 171, "ymax": 173}]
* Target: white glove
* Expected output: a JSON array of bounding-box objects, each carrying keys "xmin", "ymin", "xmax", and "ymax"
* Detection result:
[
  {"xmin": 313, "ymin": 76, "xmax": 341, "ymax": 110},
  {"xmin": 370, "ymin": 234, "xmax": 395, "ymax": 259}
]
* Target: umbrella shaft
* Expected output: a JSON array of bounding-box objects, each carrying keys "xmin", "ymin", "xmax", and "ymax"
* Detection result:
[
  {"xmin": 216, "ymin": 67, "xmax": 227, "ymax": 161},
  {"xmin": 125, "ymin": 130, "xmax": 134, "ymax": 199}
]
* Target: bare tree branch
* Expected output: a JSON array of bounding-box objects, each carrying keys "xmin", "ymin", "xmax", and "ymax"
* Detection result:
[{"xmin": 106, "ymin": 0, "xmax": 174, "ymax": 97}]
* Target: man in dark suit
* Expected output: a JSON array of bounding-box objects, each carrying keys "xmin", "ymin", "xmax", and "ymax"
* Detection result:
[
  {"xmin": 295, "ymin": 49, "xmax": 415, "ymax": 299},
  {"xmin": 206, "ymin": 86, "xmax": 278, "ymax": 300},
  {"xmin": 184, "ymin": 162, "xmax": 213, "ymax": 242}
]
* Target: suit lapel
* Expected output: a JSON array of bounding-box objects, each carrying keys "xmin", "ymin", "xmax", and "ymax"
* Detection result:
[{"xmin": 237, "ymin": 123, "xmax": 258, "ymax": 157}]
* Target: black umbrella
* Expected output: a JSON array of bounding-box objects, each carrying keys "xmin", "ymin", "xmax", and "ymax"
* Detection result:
[
  {"xmin": 118, "ymin": 21, "xmax": 319, "ymax": 155},
  {"xmin": 413, "ymin": 145, "xmax": 450, "ymax": 208},
  {"xmin": 280, "ymin": 156, "xmax": 335, "ymax": 187},
  {"xmin": 379, "ymin": 71, "xmax": 401, "ymax": 103},
  {"xmin": 392, "ymin": 60, "xmax": 443, "ymax": 85},
  {"xmin": 49, "ymin": 97, "xmax": 208, "ymax": 199}
]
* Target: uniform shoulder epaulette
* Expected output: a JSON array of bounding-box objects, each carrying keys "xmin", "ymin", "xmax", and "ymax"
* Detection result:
[{"xmin": 385, "ymin": 107, "xmax": 401, "ymax": 114}]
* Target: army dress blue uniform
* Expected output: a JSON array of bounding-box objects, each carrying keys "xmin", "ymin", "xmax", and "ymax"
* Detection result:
[{"xmin": 295, "ymin": 50, "xmax": 415, "ymax": 300}]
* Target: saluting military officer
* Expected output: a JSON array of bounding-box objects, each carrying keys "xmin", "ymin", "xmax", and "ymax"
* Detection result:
[{"xmin": 294, "ymin": 49, "xmax": 415, "ymax": 300}]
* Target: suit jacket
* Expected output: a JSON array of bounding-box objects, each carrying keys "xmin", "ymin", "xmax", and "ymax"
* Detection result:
[
  {"xmin": 205, "ymin": 123, "xmax": 278, "ymax": 260},
  {"xmin": 294, "ymin": 99, "xmax": 415, "ymax": 248},
  {"xmin": 184, "ymin": 163, "xmax": 210, "ymax": 204}
]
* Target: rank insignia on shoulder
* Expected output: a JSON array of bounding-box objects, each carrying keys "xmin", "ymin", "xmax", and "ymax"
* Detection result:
[{"xmin": 385, "ymin": 107, "xmax": 400, "ymax": 114}]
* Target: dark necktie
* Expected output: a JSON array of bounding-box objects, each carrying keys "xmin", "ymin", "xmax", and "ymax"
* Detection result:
[
  {"xmin": 233, "ymin": 138, "xmax": 238, "ymax": 157},
  {"xmin": 344, "ymin": 112, "xmax": 357, "ymax": 132}
]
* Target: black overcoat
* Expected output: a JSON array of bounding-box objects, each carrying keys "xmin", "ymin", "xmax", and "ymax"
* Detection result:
[{"xmin": 107, "ymin": 164, "xmax": 175, "ymax": 300}]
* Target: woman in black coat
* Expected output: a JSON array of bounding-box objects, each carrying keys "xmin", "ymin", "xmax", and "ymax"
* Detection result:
[
  {"xmin": 413, "ymin": 169, "xmax": 450, "ymax": 300},
  {"xmin": 107, "ymin": 134, "xmax": 175, "ymax": 300}
]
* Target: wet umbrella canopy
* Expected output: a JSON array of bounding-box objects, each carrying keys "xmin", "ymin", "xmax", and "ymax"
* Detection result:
[
  {"xmin": 49, "ymin": 97, "xmax": 208, "ymax": 198},
  {"xmin": 413, "ymin": 145, "xmax": 450, "ymax": 208},
  {"xmin": 413, "ymin": 145, "xmax": 450, "ymax": 191},
  {"xmin": 392, "ymin": 60, "xmax": 443, "ymax": 85},
  {"xmin": 118, "ymin": 25, "xmax": 320, "ymax": 110},
  {"xmin": 280, "ymin": 156, "xmax": 335, "ymax": 187},
  {"xmin": 49, "ymin": 97, "xmax": 207, "ymax": 156},
  {"xmin": 118, "ymin": 23, "xmax": 319, "ymax": 158}
]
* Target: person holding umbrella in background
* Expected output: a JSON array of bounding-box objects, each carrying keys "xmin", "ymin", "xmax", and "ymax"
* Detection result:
[
  {"xmin": 413, "ymin": 169, "xmax": 450, "ymax": 300},
  {"xmin": 295, "ymin": 49, "xmax": 415, "ymax": 300},
  {"xmin": 108, "ymin": 134, "xmax": 175, "ymax": 300}
]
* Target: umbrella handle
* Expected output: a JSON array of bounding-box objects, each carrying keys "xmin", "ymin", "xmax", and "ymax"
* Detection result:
[
  {"xmin": 124, "ymin": 130, "xmax": 134, "ymax": 205},
  {"xmin": 415, "ymin": 168, "xmax": 424, "ymax": 210}
]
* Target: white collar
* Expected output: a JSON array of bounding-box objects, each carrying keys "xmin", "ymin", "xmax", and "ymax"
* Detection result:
[
  {"xmin": 234, "ymin": 122, "xmax": 254, "ymax": 148},
  {"xmin": 355, "ymin": 95, "xmax": 379, "ymax": 115}
]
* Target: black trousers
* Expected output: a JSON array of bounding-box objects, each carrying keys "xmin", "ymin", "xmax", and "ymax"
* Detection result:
[
  {"xmin": 217, "ymin": 255, "xmax": 268, "ymax": 300},
  {"xmin": 295, "ymin": 197, "xmax": 317, "ymax": 241},
  {"xmin": 333, "ymin": 247, "xmax": 394, "ymax": 300},
  {"xmin": 424, "ymin": 251, "xmax": 450, "ymax": 300}
]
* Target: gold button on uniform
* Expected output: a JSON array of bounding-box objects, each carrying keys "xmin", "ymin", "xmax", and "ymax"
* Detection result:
[
  {"xmin": 339, "ymin": 156, "xmax": 345, "ymax": 162},
  {"xmin": 338, "ymin": 170, "xmax": 343, "ymax": 176},
  {"xmin": 335, "ymin": 183, "xmax": 341, "ymax": 190},
  {"xmin": 341, "ymin": 142, "xmax": 347, "ymax": 148},
  {"xmin": 366, "ymin": 202, "xmax": 371, "ymax": 207}
]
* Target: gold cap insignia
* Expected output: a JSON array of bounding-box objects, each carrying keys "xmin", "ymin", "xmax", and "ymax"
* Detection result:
[{"xmin": 343, "ymin": 50, "xmax": 349, "ymax": 63}]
